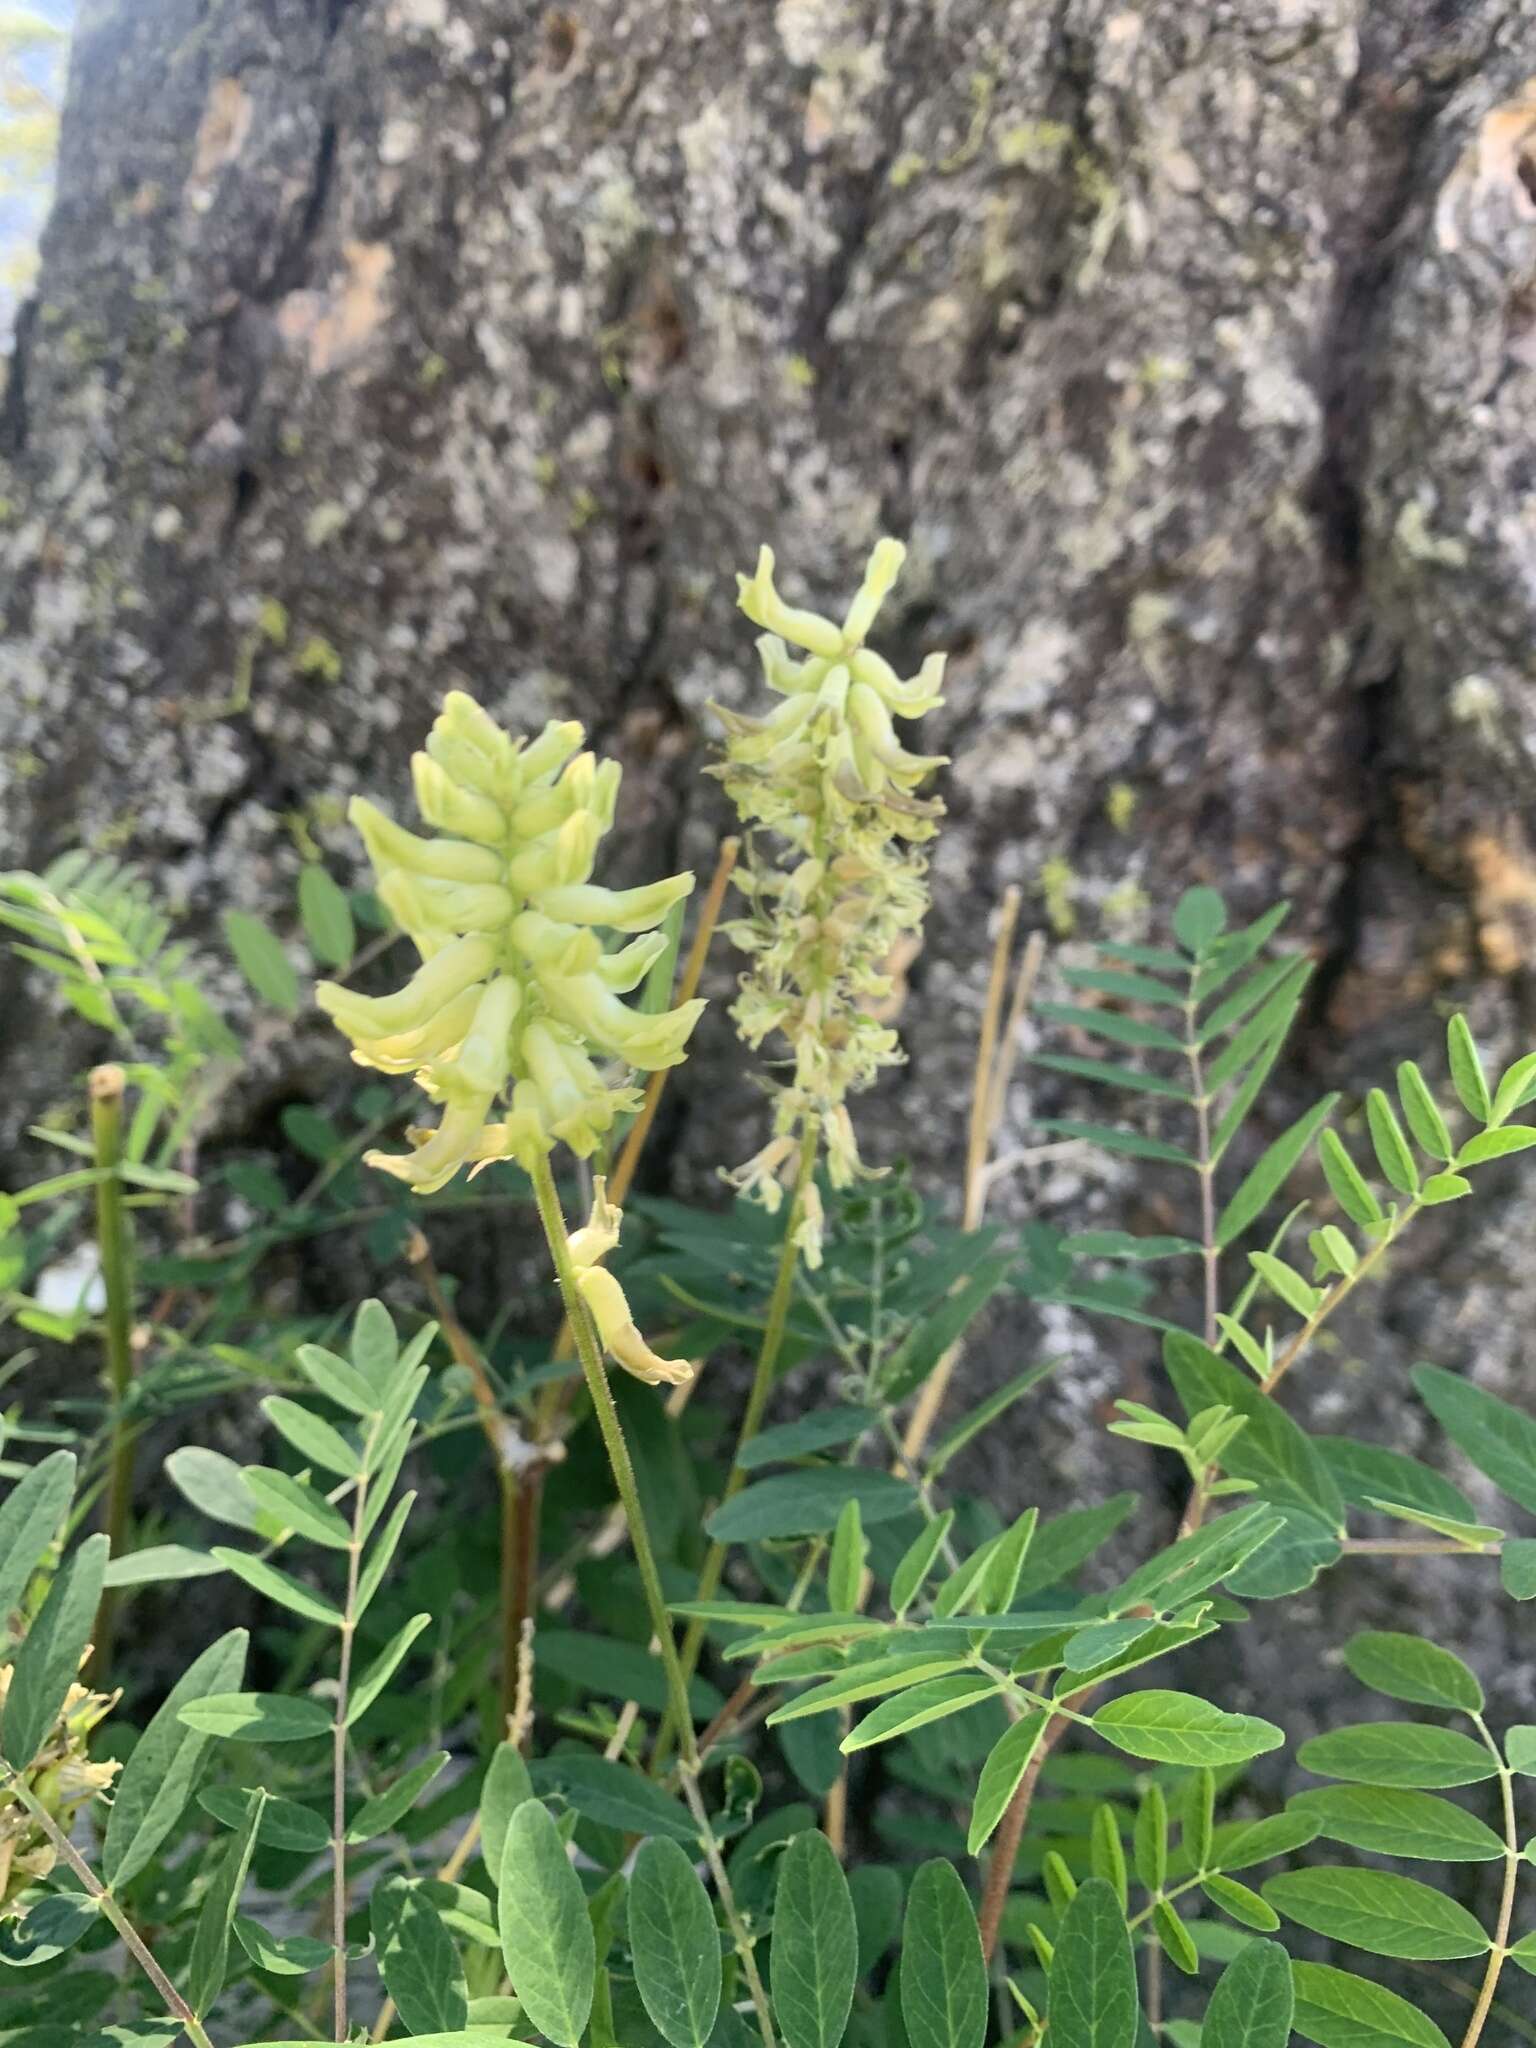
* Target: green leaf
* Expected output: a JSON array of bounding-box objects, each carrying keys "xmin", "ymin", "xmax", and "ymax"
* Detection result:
[
  {"xmin": 1014, "ymin": 1493, "xmax": 1138, "ymax": 1600},
  {"xmin": 1047, "ymin": 1876, "xmax": 1137, "ymax": 2048},
  {"xmin": 629, "ymin": 1839, "xmax": 722, "ymax": 2048},
  {"xmin": 348, "ymin": 1612, "xmax": 430, "ymax": 1727},
  {"xmin": 1200, "ymin": 1874, "xmax": 1279, "ymax": 1932},
  {"xmin": 527, "ymin": 1753, "xmax": 697, "ymax": 1843},
  {"xmin": 1263, "ymin": 1866, "xmax": 1488, "ymax": 1960},
  {"xmin": 1223, "ymin": 1506, "xmax": 1340, "ymax": 1599},
  {"xmin": 375, "ymin": 1877, "xmax": 469, "ymax": 2035},
  {"xmin": 706, "ymin": 1469, "xmax": 917, "ymax": 1542},
  {"xmin": 1316, "ymin": 1436, "xmax": 1473, "ymax": 1523},
  {"xmin": 1288, "ymin": 1786, "xmax": 1503, "ymax": 1861},
  {"xmin": 1065, "ymin": 1231, "xmax": 1202, "ymax": 1262},
  {"xmin": 1062, "ymin": 964, "xmax": 1184, "ymax": 1006},
  {"xmin": 1458, "ymin": 1124, "xmax": 1536, "ymax": 1164},
  {"xmin": 899, "ymin": 1860, "xmax": 987, "ymax": 2048},
  {"xmin": 1421, "ymin": 1170, "xmax": 1473, "ymax": 1204},
  {"xmin": 1361, "ymin": 1497, "xmax": 1502, "ymax": 1549},
  {"xmin": 878, "ymin": 1252, "xmax": 1017, "ymax": 1403},
  {"xmin": 211, "ymin": 1547, "xmax": 344, "ymax": 1627},
  {"xmin": 770, "ymin": 1656, "xmax": 972, "ymax": 1726},
  {"xmin": 1153, "ymin": 1898, "xmax": 1199, "ymax": 1975},
  {"xmin": 1196, "ymin": 1809, "xmax": 1321, "ymax": 1876},
  {"xmin": 1342, "ymin": 1630, "xmax": 1483, "ymax": 1714},
  {"xmin": 1412, "ymin": 1362, "xmax": 1536, "ymax": 1515},
  {"xmin": 1032, "ymin": 1052, "xmax": 1191, "ymax": 1101},
  {"xmin": 297, "ymin": 863, "xmax": 355, "ymax": 968},
  {"xmin": 1291, "ymin": 1961, "xmax": 1452, "ymax": 2048},
  {"xmin": 928, "ymin": 1361, "xmax": 1061, "ymax": 1478},
  {"xmin": 1365, "ymin": 1088, "xmax": 1418, "ymax": 1194},
  {"xmin": 772, "ymin": 1831, "xmax": 857, "ymax": 2048},
  {"xmin": 101, "ymin": 1544, "xmax": 223, "ymax": 1588},
  {"xmin": 1215, "ymin": 1095, "xmax": 1339, "ymax": 1248},
  {"xmin": 498, "ymin": 1801, "xmax": 596, "ymax": 2048},
  {"xmin": 537, "ymin": 1628, "xmax": 721, "ymax": 1720},
  {"xmin": 1163, "ymin": 1333, "xmax": 1344, "ymax": 1527},
  {"xmin": 1299, "ymin": 1720, "xmax": 1496, "ymax": 1788},
  {"xmin": 1174, "ymin": 887, "xmax": 1227, "ymax": 953},
  {"xmin": 737, "ymin": 1406, "xmax": 878, "ymax": 1469},
  {"xmin": 1037, "ymin": 1120, "xmax": 1195, "ymax": 1166},
  {"xmin": 1200, "ymin": 1941, "xmax": 1293, "ymax": 2048},
  {"xmin": 1200, "ymin": 953, "xmax": 1306, "ymax": 1047},
  {"xmin": 890, "ymin": 1512, "xmax": 954, "ymax": 1619},
  {"xmin": 1063, "ymin": 1619, "xmax": 1159, "ymax": 1673},
  {"xmin": 1037, "ymin": 1002, "xmax": 1185, "ymax": 1054},
  {"xmin": 849, "ymin": 1864, "xmax": 903, "ymax": 1975},
  {"xmin": 357, "ymin": 1490, "xmax": 415, "ymax": 1619},
  {"xmin": 103, "ymin": 1628, "xmax": 249, "ymax": 1889},
  {"xmin": 1317, "ymin": 1129, "xmax": 1383, "ymax": 1228},
  {"xmin": 1091, "ymin": 1690, "xmax": 1283, "ymax": 1768},
  {"xmin": 1502, "ymin": 1538, "xmax": 1536, "ymax": 1599},
  {"xmin": 295, "ymin": 1342, "xmax": 380, "ymax": 1416},
  {"xmin": 2, "ymin": 1533, "xmax": 108, "ymax": 1769},
  {"xmin": 187, "ymin": 1789, "xmax": 266, "ymax": 2015},
  {"xmin": 1447, "ymin": 1013, "xmax": 1492, "ymax": 1121},
  {"xmin": 827, "ymin": 1500, "xmax": 866, "ymax": 1616},
  {"xmin": 1396, "ymin": 1062, "xmax": 1452, "ymax": 1161},
  {"xmin": 240, "ymin": 1468, "xmax": 352, "ymax": 1550},
  {"xmin": 0, "ymin": 1449, "xmax": 76, "ymax": 1631},
  {"xmin": 260, "ymin": 1395, "xmax": 361, "ymax": 1477},
  {"xmin": 842, "ymin": 1673, "xmax": 1001, "ymax": 1753},
  {"xmin": 164, "ymin": 1446, "xmax": 264, "ymax": 1534},
  {"xmin": 1248, "ymin": 1250, "xmax": 1321, "ymax": 1317},
  {"xmin": 201, "ymin": 1787, "xmax": 330, "ymax": 1852},
  {"xmin": 222, "ymin": 909, "xmax": 299, "ymax": 1014},
  {"xmin": 967, "ymin": 1713, "xmax": 1046, "ymax": 1855},
  {"xmin": 1133, "ymin": 1783, "xmax": 1167, "ymax": 1893},
  {"xmin": 479, "ymin": 1740, "xmax": 534, "ymax": 1878},
  {"xmin": 347, "ymin": 1750, "xmax": 450, "ymax": 1844},
  {"xmin": 178, "ymin": 1692, "xmax": 333, "ymax": 1743},
  {"xmin": 1089, "ymin": 1804, "xmax": 1127, "ymax": 1912},
  {"xmin": 232, "ymin": 1917, "xmax": 333, "ymax": 1977},
  {"xmin": 1107, "ymin": 1502, "xmax": 1284, "ymax": 1614},
  {"xmin": 1493, "ymin": 1048, "xmax": 1536, "ymax": 1122},
  {"xmin": 0, "ymin": 1888, "xmax": 99, "ymax": 1967}
]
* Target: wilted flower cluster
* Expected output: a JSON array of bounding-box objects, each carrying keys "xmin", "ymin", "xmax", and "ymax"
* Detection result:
[
  {"xmin": 711, "ymin": 539, "xmax": 947, "ymax": 1258},
  {"xmin": 0, "ymin": 1663, "xmax": 118, "ymax": 1917},
  {"xmin": 317, "ymin": 692, "xmax": 704, "ymax": 1191}
]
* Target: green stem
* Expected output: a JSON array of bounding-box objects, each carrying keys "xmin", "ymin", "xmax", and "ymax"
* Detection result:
[
  {"xmin": 5, "ymin": 1771, "xmax": 215, "ymax": 2048},
  {"xmin": 89, "ymin": 1063, "xmax": 136, "ymax": 1682},
  {"xmin": 1461, "ymin": 1715, "xmax": 1521, "ymax": 2048},
  {"xmin": 664, "ymin": 1128, "xmax": 818, "ymax": 1753},
  {"xmin": 332, "ymin": 1429, "xmax": 374, "ymax": 2040},
  {"xmin": 528, "ymin": 1152, "xmax": 777, "ymax": 2048}
]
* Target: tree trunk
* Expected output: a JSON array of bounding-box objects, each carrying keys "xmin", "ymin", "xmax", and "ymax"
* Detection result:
[{"xmin": 5, "ymin": 0, "xmax": 1536, "ymax": 1948}]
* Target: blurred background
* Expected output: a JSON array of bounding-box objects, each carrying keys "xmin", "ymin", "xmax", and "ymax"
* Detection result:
[{"xmin": 4, "ymin": 0, "xmax": 1536, "ymax": 1827}]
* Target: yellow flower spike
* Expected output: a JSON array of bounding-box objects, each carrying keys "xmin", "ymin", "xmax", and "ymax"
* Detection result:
[
  {"xmin": 321, "ymin": 693, "xmax": 703, "ymax": 1197},
  {"xmin": 713, "ymin": 538, "xmax": 949, "ymax": 1216},
  {"xmin": 575, "ymin": 1265, "xmax": 693, "ymax": 1387}
]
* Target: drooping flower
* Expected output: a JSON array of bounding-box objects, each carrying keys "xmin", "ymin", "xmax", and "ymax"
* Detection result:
[
  {"xmin": 566, "ymin": 1177, "xmax": 691, "ymax": 1387},
  {"xmin": 318, "ymin": 693, "xmax": 705, "ymax": 1192},
  {"xmin": 710, "ymin": 539, "xmax": 948, "ymax": 1259}
]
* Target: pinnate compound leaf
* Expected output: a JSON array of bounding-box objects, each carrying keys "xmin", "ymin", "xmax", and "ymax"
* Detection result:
[
  {"xmin": 497, "ymin": 1800, "xmax": 595, "ymax": 2048},
  {"xmin": 1342, "ymin": 1630, "xmax": 1483, "ymax": 1713},
  {"xmin": 1291, "ymin": 1961, "xmax": 1451, "ymax": 2048},
  {"xmin": 1045, "ymin": 1876, "xmax": 1137, "ymax": 2048},
  {"xmin": 899, "ymin": 1860, "xmax": 987, "ymax": 2048},
  {"xmin": 772, "ymin": 1831, "xmax": 857, "ymax": 2048},
  {"xmin": 1091, "ymin": 1689, "xmax": 1283, "ymax": 1768}
]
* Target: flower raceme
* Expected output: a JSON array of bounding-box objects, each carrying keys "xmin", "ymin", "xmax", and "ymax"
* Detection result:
[
  {"xmin": 0, "ymin": 1664, "xmax": 118, "ymax": 1917},
  {"xmin": 711, "ymin": 539, "xmax": 948, "ymax": 1257},
  {"xmin": 316, "ymin": 693, "xmax": 705, "ymax": 1193}
]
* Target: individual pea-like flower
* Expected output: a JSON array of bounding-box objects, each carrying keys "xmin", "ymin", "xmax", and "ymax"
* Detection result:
[
  {"xmin": 710, "ymin": 539, "xmax": 948, "ymax": 1260},
  {"xmin": 0, "ymin": 1662, "xmax": 119, "ymax": 1918},
  {"xmin": 317, "ymin": 692, "xmax": 705, "ymax": 1193},
  {"xmin": 565, "ymin": 1177, "xmax": 692, "ymax": 1387}
]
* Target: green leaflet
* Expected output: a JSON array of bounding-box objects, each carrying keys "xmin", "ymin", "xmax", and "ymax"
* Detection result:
[
  {"xmin": 629, "ymin": 1838, "xmax": 722, "ymax": 2048},
  {"xmin": 1214, "ymin": 1094, "xmax": 1339, "ymax": 1248},
  {"xmin": 374, "ymin": 1877, "xmax": 469, "ymax": 2035},
  {"xmin": 497, "ymin": 1801, "xmax": 596, "ymax": 2048},
  {"xmin": 1046, "ymin": 1877, "xmax": 1137, "ymax": 2048},
  {"xmin": 772, "ymin": 1831, "xmax": 857, "ymax": 2048},
  {"xmin": 1163, "ymin": 1333, "xmax": 1344, "ymax": 1527},
  {"xmin": 1264, "ymin": 1866, "xmax": 1489, "ymax": 1960},
  {"xmin": 1091, "ymin": 1690, "xmax": 1283, "ymax": 1768},
  {"xmin": 103, "ymin": 1628, "xmax": 249, "ymax": 1889},
  {"xmin": 1200, "ymin": 1942, "xmax": 1293, "ymax": 2048},
  {"xmin": 1341, "ymin": 1630, "xmax": 1483, "ymax": 1714},
  {"xmin": 1412, "ymin": 1362, "xmax": 1536, "ymax": 1516},
  {"xmin": 1288, "ymin": 1786, "xmax": 1503, "ymax": 1862},
  {"xmin": 2, "ymin": 1533, "xmax": 108, "ymax": 1770},
  {"xmin": 1290, "ymin": 1962, "xmax": 1452, "ymax": 2048},
  {"xmin": 899, "ymin": 1861, "xmax": 987, "ymax": 2048},
  {"xmin": 1298, "ymin": 1720, "xmax": 1496, "ymax": 1789}
]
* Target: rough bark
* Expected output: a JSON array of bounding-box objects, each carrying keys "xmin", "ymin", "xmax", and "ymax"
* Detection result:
[{"xmin": 6, "ymin": 0, "xmax": 1536, "ymax": 2005}]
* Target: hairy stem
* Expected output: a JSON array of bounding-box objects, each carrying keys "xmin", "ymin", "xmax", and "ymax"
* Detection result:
[
  {"xmin": 89, "ymin": 1063, "xmax": 136, "ymax": 1681},
  {"xmin": 332, "ymin": 1440, "xmax": 373, "ymax": 2039},
  {"xmin": 659, "ymin": 1126, "xmax": 818, "ymax": 1762},
  {"xmin": 6, "ymin": 1771, "xmax": 215, "ymax": 2048},
  {"xmin": 1461, "ymin": 1717, "xmax": 1520, "ymax": 2048},
  {"xmin": 678, "ymin": 1764, "xmax": 779, "ymax": 2048}
]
